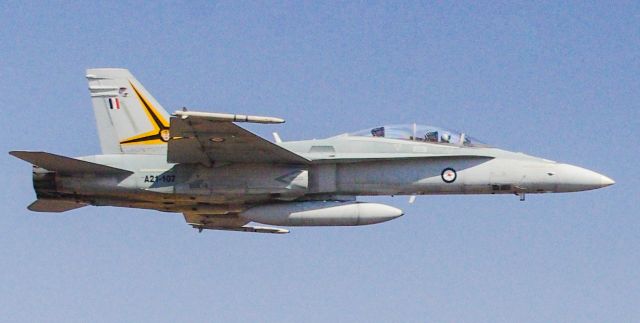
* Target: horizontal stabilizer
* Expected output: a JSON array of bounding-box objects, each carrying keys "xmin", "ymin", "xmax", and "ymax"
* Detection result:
[
  {"xmin": 28, "ymin": 199, "xmax": 87, "ymax": 212},
  {"xmin": 9, "ymin": 151, "xmax": 133, "ymax": 176}
]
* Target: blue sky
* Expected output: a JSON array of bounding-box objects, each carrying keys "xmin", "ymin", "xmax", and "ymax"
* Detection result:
[{"xmin": 1, "ymin": 1, "xmax": 638, "ymax": 322}]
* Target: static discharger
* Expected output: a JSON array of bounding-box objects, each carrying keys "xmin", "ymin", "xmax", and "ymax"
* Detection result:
[{"xmin": 173, "ymin": 110, "xmax": 285, "ymax": 124}]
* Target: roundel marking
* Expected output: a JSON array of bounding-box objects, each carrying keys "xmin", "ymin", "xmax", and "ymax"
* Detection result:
[
  {"xmin": 441, "ymin": 168, "xmax": 457, "ymax": 183},
  {"xmin": 160, "ymin": 129, "xmax": 171, "ymax": 142}
]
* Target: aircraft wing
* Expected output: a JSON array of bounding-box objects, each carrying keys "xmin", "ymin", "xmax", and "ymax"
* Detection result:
[
  {"xmin": 183, "ymin": 212, "xmax": 289, "ymax": 234},
  {"xmin": 168, "ymin": 113, "xmax": 309, "ymax": 165}
]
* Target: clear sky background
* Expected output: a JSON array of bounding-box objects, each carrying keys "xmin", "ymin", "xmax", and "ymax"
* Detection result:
[{"xmin": 1, "ymin": 1, "xmax": 638, "ymax": 322}]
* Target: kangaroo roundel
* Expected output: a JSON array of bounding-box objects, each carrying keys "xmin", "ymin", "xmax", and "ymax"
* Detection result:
[{"xmin": 441, "ymin": 168, "xmax": 457, "ymax": 183}]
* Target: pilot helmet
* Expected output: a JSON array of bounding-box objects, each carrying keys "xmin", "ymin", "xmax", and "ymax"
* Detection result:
[{"xmin": 441, "ymin": 133, "xmax": 451, "ymax": 142}]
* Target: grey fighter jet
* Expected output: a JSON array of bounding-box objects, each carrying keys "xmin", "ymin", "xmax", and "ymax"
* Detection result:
[{"xmin": 10, "ymin": 68, "xmax": 615, "ymax": 234}]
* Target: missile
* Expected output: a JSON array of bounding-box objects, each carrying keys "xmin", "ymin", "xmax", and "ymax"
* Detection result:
[
  {"xmin": 173, "ymin": 110, "xmax": 285, "ymax": 124},
  {"xmin": 240, "ymin": 201, "xmax": 403, "ymax": 226}
]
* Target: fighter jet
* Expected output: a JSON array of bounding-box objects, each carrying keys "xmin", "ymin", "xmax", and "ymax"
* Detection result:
[{"xmin": 10, "ymin": 68, "xmax": 614, "ymax": 234}]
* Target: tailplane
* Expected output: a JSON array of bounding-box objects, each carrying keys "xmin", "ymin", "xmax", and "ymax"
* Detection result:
[
  {"xmin": 86, "ymin": 68, "xmax": 170, "ymax": 154},
  {"xmin": 28, "ymin": 199, "xmax": 87, "ymax": 213},
  {"xmin": 9, "ymin": 151, "xmax": 133, "ymax": 176}
]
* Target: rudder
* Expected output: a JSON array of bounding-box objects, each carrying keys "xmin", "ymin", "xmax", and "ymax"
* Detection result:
[{"xmin": 86, "ymin": 68, "xmax": 171, "ymax": 154}]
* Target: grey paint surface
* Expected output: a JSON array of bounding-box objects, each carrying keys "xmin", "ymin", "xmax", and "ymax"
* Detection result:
[{"xmin": 10, "ymin": 69, "xmax": 614, "ymax": 233}]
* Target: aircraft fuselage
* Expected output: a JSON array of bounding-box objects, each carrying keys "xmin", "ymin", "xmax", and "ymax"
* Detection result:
[
  {"xmin": 31, "ymin": 136, "xmax": 613, "ymax": 214},
  {"xmin": 12, "ymin": 68, "xmax": 614, "ymax": 233}
]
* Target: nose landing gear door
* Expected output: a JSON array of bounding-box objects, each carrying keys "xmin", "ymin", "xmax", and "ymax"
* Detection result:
[{"xmin": 489, "ymin": 170, "xmax": 516, "ymax": 194}]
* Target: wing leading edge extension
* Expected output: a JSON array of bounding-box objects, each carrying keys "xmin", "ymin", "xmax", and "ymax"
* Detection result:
[{"xmin": 167, "ymin": 111, "xmax": 309, "ymax": 165}]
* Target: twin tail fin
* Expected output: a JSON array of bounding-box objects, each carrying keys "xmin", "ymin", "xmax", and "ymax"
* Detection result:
[{"xmin": 86, "ymin": 68, "xmax": 171, "ymax": 155}]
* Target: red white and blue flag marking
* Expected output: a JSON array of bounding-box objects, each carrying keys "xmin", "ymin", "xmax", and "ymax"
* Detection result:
[{"xmin": 108, "ymin": 97, "xmax": 120, "ymax": 110}]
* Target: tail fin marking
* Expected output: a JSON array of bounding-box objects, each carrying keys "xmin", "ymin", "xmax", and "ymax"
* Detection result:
[
  {"xmin": 119, "ymin": 82, "xmax": 170, "ymax": 145},
  {"xmin": 87, "ymin": 68, "xmax": 171, "ymax": 155}
]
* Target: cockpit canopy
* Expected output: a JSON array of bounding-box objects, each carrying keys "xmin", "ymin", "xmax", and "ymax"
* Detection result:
[{"xmin": 348, "ymin": 124, "xmax": 488, "ymax": 147}]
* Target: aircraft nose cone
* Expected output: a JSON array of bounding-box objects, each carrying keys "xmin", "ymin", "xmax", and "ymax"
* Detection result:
[{"xmin": 556, "ymin": 164, "xmax": 615, "ymax": 192}]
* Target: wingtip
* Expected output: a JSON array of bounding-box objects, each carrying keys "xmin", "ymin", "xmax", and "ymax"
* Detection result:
[
  {"xmin": 8, "ymin": 150, "xmax": 32, "ymax": 160},
  {"xmin": 8, "ymin": 150, "xmax": 27, "ymax": 156}
]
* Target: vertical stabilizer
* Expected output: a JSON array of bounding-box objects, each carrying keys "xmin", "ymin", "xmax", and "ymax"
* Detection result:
[{"xmin": 86, "ymin": 68, "xmax": 170, "ymax": 154}]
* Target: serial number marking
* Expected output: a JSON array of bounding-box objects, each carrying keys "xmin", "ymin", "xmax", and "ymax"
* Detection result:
[{"xmin": 144, "ymin": 174, "xmax": 176, "ymax": 183}]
